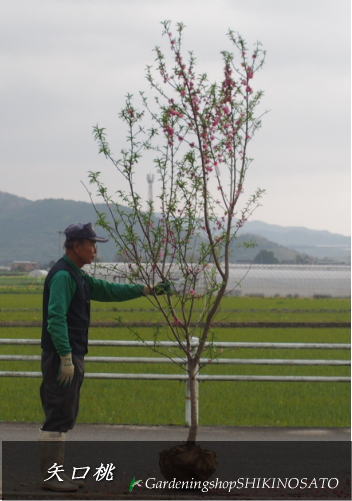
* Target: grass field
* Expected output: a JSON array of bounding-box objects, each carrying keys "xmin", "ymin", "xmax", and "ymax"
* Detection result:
[{"xmin": 0, "ymin": 278, "xmax": 350, "ymax": 427}]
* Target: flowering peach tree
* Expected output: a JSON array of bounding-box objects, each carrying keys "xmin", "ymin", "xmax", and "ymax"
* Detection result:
[{"xmin": 89, "ymin": 21, "xmax": 265, "ymax": 443}]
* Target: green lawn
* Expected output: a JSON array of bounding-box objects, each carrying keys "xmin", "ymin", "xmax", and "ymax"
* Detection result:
[
  {"xmin": 0, "ymin": 291, "xmax": 350, "ymax": 427},
  {"xmin": 0, "ymin": 295, "xmax": 350, "ymax": 323}
]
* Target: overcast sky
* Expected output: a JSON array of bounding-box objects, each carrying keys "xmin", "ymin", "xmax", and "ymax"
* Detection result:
[{"xmin": 0, "ymin": 0, "xmax": 350, "ymax": 235}]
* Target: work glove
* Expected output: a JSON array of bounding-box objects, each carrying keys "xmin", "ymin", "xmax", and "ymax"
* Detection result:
[
  {"xmin": 153, "ymin": 280, "xmax": 173, "ymax": 295},
  {"xmin": 57, "ymin": 353, "xmax": 75, "ymax": 385}
]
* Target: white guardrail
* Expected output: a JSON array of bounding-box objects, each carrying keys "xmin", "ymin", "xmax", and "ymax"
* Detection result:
[{"xmin": 0, "ymin": 338, "xmax": 350, "ymax": 425}]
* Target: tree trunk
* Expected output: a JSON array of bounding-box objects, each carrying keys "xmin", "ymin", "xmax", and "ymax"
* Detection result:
[{"xmin": 186, "ymin": 362, "xmax": 198, "ymax": 444}]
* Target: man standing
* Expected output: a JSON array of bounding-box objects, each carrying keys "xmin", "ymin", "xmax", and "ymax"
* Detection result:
[{"xmin": 40, "ymin": 223, "xmax": 169, "ymax": 491}]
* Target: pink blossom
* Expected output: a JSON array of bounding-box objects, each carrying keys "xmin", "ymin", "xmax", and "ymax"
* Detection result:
[
  {"xmin": 173, "ymin": 316, "xmax": 184, "ymax": 327},
  {"xmin": 169, "ymin": 109, "xmax": 184, "ymax": 118},
  {"xmin": 246, "ymin": 67, "xmax": 254, "ymax": 79},
  {"xmin": 246, "ymin": 85, "xmax": 253, "ymax": 94},
  {"xmin": 223, "ymin": 105, "xmax": 230, "ymax": 115},
  {"xmin": 192, "ymin": 96, "xmax": 200, "ymax": 106},
  {"xmin": 190, "ymin": 289, "xmax": 196, "ymax": 296},
  {"xmin": 189, "ymin": 142, "xmax": 195, "ymax": 148},
  {"xmin": 164, "ymin": 126, "xmax": 174, "ymax": 136}
]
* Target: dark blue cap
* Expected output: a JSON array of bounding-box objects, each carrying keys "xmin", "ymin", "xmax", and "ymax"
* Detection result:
[{"xmin": 64, "ymin": 223, "xmax": 108, "ymax": 243}]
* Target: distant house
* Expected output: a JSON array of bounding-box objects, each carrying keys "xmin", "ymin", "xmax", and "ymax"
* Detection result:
[
  {"xmin": 28, "ymin": 269, "xmax": 48, "ymax": 278},
  {"xmin": 11, "ymin": 261, "xmax": 38, "ymax": 272}
]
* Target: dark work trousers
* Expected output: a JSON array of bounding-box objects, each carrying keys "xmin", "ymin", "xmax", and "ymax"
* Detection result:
[{"xmin": 40, "ymin": 351, "xmax": 85, "ymax": 432}]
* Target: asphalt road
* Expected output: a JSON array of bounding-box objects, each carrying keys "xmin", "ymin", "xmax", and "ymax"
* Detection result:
[{"xmin": 1, "ymin": 422, "xmax": 350, "ymax": 441}]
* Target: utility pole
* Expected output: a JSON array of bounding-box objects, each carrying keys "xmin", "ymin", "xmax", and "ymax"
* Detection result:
[
  {"xmin": 146, "ymin": 173, "xmax": 154, "ymax": 205},
  {"xmin": 58, "ymin": 231, "xmax": 64, "ymax": 258}
]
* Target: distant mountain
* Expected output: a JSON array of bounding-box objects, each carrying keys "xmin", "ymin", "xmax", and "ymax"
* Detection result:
[
  {"xmin": 240, "ymin": 220, "xmax": 350, "ymax": 262},
  {"xmin": 231, "ymin": 233, "xmax": 310, "ymax": 263},
  {"xmin": 0, "ymin": 192, "xmax": 349, "ymax": 265},
  {"xmin": 0, "ymin": 193, "xmax": 114, "ymax": 264},
  {"xmin": 0, "ymin": 191, "xmax": 32, "ymax": 212}
]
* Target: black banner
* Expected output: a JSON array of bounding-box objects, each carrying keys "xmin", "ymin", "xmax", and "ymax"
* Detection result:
[{"xmin": 2, "ymin": 441, "xmax": 351, "ymax": 499}]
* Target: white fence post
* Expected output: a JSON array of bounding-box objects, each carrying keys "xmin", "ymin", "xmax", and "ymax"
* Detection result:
[{"xmin": 185, "ymin": 336, "xmax": 200, "ymax": 427}]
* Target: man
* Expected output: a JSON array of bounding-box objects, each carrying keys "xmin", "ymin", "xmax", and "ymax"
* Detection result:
[{"xmin": 39, "ymin": 222, "xmax": 169, "ymax": 491}]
